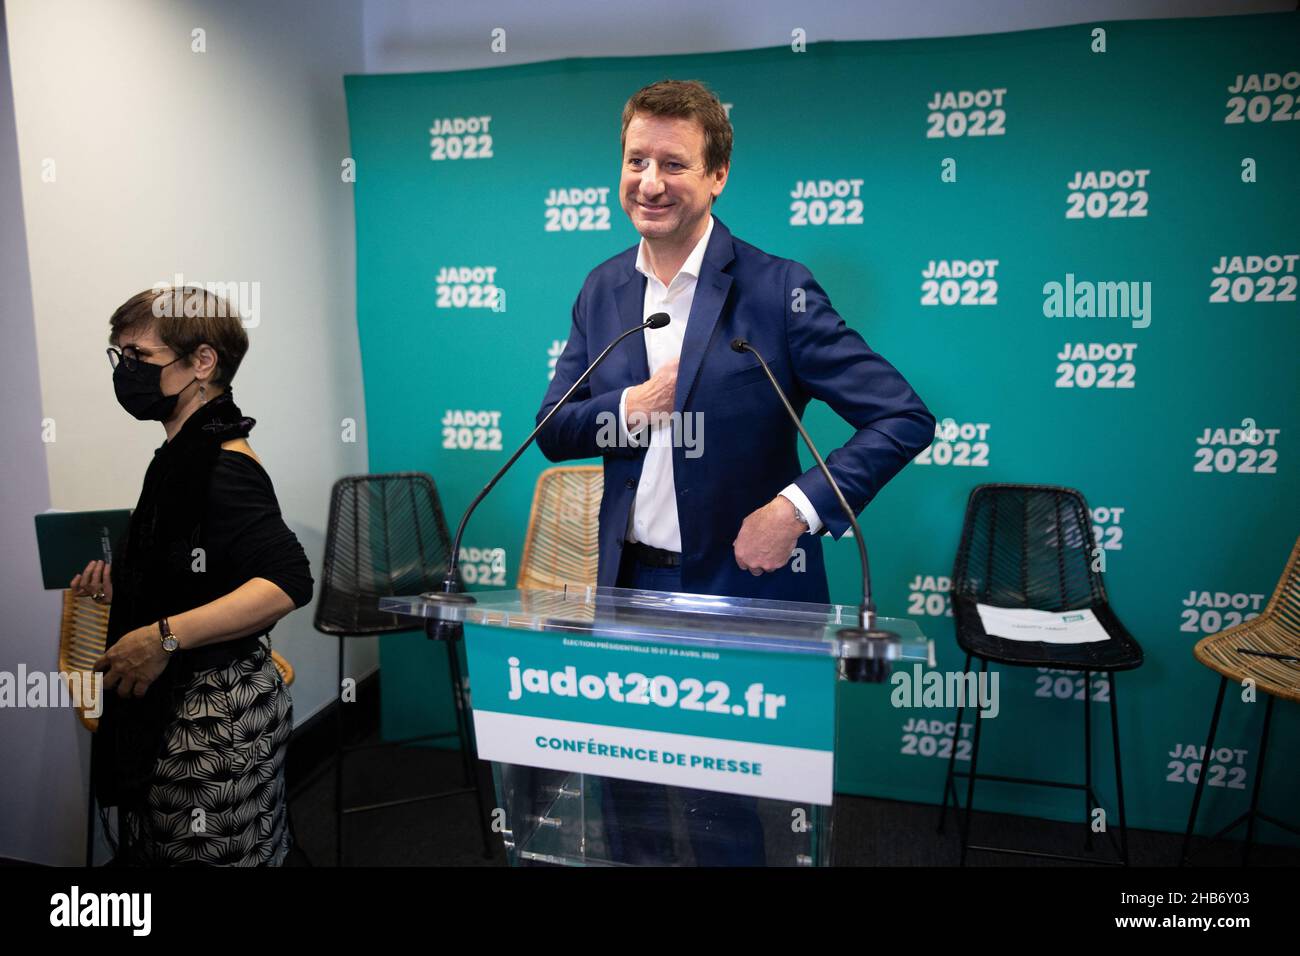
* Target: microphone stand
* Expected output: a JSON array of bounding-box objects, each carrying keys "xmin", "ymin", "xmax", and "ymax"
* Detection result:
[
  {"xmin": 420, "ymin": 313, "xmax": 670, "ymax": 641},
  {"xmin": 731, "ymin": 338, "xmax": 899, "ymax": 683}
]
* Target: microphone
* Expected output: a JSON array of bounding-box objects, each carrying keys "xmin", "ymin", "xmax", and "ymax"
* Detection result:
[
  {"xmin": 731, "ymin": 337, "xmax": 899, "ymax": 682},
  {"xmin": 420, "ymin": 313, "xmax": 671, "ymax": 638}
]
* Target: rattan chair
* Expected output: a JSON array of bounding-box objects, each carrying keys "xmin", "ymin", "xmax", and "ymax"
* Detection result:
[
  {"xmin": 1181, "ymin": 535, "xmax": 1300, "ymax": 866},
  {"xmin": 61, "ymin": 589, "xmax": 296, "ymax": 865},
  {"xmin": 58, "ymin": 590, "xmax": 111, "ymax": 733},
  {"xmin": 271, "ymin": 650, "xmax": 294, "ymax": 686},
  {"xmin": 516, "ymin": 465, "xmax": 603, "ymax": 590},
  {"xmin": 313, "ymin": 471, "xmax": 489, "ymax": 865},
  {"xmin": 936, "ymin": 483, "xmax": 1144, "ymax": 865}
]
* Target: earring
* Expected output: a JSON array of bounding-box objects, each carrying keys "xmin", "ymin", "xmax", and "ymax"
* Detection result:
[{"xmin": 199, "ymin": 383, "xmax": 207, "ymax": 405}]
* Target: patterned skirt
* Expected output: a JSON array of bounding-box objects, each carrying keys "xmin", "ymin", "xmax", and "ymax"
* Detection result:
[{"xmin": 119, "ymin": 641, "xmax": 294, "ymax": 866}]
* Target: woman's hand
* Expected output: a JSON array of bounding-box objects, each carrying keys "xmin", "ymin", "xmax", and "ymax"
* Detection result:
[
  {"xmin": 70, "ymin": 559, "xmax": 113, "ymax": 604},
  {"xmin": 93, "ymin": 625, "xmax": 170, "ymax": 698}
]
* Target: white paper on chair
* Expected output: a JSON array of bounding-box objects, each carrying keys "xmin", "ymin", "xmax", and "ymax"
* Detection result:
[{"xmin": 975, "ymin": 604, "xmax": 1110, "ymax": 644}]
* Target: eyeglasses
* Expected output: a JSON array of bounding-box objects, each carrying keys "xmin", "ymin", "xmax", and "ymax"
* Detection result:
[{"xmin": 106, "ymin": 345, "xmax": 182, "ymax": 371}]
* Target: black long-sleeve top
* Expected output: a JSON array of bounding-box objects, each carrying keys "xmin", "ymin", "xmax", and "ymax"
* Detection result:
[{"xmin": 202, "ymin": 449, "xmax": 315, "ymax": 611}]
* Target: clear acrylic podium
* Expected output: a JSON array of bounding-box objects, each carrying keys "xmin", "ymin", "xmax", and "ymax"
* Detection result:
[{"xmin": 380, "ymin": 585, "xmax": 931, "ymax": 867}]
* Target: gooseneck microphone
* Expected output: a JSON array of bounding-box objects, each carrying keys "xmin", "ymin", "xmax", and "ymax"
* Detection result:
[
  {"xmin": 421, "ymin": 313, "xmax": 671, "ymax": 636},
  {"xmin": 731, "ymin": 337, "xmax": 899, "ymax": 681}
]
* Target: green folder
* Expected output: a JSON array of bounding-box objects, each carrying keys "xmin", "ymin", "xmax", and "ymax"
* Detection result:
[{"xmin": 34, "ymin": 509, "xmax": 132, "ymax": 590}]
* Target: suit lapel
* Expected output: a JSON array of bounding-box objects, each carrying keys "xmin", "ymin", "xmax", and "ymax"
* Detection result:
[
  {"xmin": 674, "ymin": 219, "xmax": 735, "ymax": 414},
  {"xmin": 615, "ymin": 269, "xmax": 650, "ymax": 384}
]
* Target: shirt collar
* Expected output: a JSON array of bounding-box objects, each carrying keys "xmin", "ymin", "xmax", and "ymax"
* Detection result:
[{"xmin": 635, "ymin": 214, "xmax": 714, "ymax": 287}]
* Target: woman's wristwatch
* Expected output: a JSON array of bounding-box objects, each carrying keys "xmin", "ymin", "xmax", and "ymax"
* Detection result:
[{"xmin": 158, "ymin": 617, "xmax": 180, "ymax": 653}]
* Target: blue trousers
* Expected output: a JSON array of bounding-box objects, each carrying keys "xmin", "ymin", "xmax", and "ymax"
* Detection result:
[{"xmin": 600, "ymin": 553, "xmax": 766, "ymax": 866}]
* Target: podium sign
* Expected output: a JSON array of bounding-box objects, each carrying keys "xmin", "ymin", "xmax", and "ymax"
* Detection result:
[{"xmin": 466, "ymin": 625, "xmax": 837, "ymax": 804}]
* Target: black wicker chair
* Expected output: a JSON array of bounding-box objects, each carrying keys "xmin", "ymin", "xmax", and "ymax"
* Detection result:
[
  {"xmin": 313, "ymin": 472, "xmax": 489, "ymax": 865},
  {"xmin": 936, "ymin": 483, "xmax": 1144, "ymax": 865}
]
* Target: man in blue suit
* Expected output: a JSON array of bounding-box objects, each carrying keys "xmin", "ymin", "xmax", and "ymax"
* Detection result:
[{"xmin": 535, "ymin": 80, "xmax": 934, "ymax": 865}]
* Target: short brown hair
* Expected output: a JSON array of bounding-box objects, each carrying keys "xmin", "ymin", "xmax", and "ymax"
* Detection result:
[
  {"xmin": 620, "ymin": 79, "xmax": 732, "ymax": 175},
  {"xmin": 108, "ymin": 286, "xmax": 249, "ymax": 388}
]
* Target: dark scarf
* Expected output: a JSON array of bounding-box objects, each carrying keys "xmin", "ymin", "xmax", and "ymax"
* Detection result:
[{"xmin": 92, "ymin": 391, "xmax": 255, "ymax": 834}]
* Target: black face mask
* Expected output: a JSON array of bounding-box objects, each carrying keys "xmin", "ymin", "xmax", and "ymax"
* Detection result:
[{"xmin": 112, "ymin": 353, "xmax": 197, "ymax": 421}]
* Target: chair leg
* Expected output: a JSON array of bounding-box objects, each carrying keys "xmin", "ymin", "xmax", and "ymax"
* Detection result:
[
  {"xmin": 85, "ymin": 777, "xmax": 96, "ymax": 867},
  {"xmin": 445, "ymin": 634, "xmax": 494, "ymax": 859},
  {"xmin": 1181, "ymin": 676, "xmax": 1227, "ymax": 866},
  {"xmin": 1242, "ymin": 693, "xmax": 1275, "ymax": 867},
  {"xmin": 937, "ymin": 652, "xmax": 971, "ymax": 835},
  {"xmin": 335, "ymin": 635, "xmax": 346, "ymax": 867},
  {"xmin": 445, "ymin": 640, "xmax": 475, "ymax": 790},
  {"xmin": 1084, "ymin": 669, "xmax": 1093, "ymax": 851},
  {"xmin": 958, "ymin": 657, "xmax": 987, "ymax": 866},
  {"xmin": 1108, "ymin": 672, "xmax": 1129, "ymax": 865}
]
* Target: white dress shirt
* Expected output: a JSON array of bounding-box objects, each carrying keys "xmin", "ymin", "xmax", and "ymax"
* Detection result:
[{"xmin": 619, "ymin": 215, "xmax": 822, "ymax": 552}]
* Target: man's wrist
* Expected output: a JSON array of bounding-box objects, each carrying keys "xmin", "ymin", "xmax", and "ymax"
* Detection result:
[
  {"xmin": 776, "ymin": 494, "xmax": 809, "ymax": 531},
  {"xmin": 620, "ymin": 387, "xmax": 648, "ymax": 441},
  {"xmin": 779, "ymin": 485, "xmax": 823, "ymax": 535}
]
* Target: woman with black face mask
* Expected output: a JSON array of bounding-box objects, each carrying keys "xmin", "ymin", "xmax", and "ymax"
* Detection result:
[{"xmin": 69, "ymin": 285, "xmax": 314, "ymax": 866}]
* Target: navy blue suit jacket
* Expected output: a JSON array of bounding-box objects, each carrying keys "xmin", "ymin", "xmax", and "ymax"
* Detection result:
[{"xmin": 535, "ymin": 217, "xmax": 935, "ymax": 604}]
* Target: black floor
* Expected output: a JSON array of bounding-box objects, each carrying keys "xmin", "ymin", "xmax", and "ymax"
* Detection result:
[{"xmin": 286, "ymin": 733, "xmax": 1300, "ymax": 867}]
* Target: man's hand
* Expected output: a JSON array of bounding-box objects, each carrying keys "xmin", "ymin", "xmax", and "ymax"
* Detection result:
[
  {"xmin": 625, "ymin": 358, "xmax": 679, "ymax": 429},
  {"xmin": 734, "ymin": 496, "xmax": 807, "ymax": 576},
  {"xmin": 93, "ymin": 625, "xmax": 170, "ymax": 698}
]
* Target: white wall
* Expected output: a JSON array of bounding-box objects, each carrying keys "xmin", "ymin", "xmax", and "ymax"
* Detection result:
[
  {"xmin": 360, "ymin": 0, "xmax": 1292, "ymax": 73},
  {"xmin": 3, "ymin": 0, "xmax": 368, "ymax": 864},
  {"xmin": 0, "ymin": 0, "xmax": 80, "ymax": 868}
]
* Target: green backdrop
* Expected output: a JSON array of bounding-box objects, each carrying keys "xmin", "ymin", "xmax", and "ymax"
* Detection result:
[{"xmin": 344, "ymin": 12, "xmax": 1299, "ymax": 846}]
